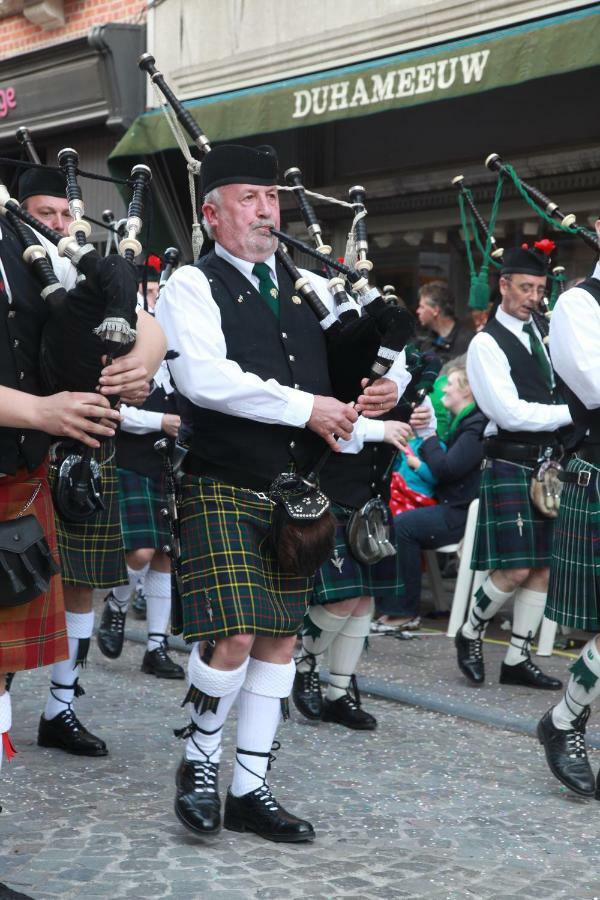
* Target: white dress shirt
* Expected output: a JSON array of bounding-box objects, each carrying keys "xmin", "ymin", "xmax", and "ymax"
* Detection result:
[
  {"xmin": 156, "ymin": 243, "xmax": 410, "ymax": 453},
  {"xmin": 467, "ymin": 304, "xmax": 572, "ymax": 437},
  {"xmin": 120, "ymin": 361, "xmax": 174, "ymax": 435},
  {"xmin": 549, "ymin": 262, "xmax": 600, "ymax": 410}
]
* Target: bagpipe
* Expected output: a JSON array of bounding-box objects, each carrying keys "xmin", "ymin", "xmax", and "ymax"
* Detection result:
[
  {"xmin": 0, "ymin": 141, "xmax": 151, "ymax": 522},
  {"xmin": 453, "ymin": 152, "xmax": 600, "ymax": 318}
]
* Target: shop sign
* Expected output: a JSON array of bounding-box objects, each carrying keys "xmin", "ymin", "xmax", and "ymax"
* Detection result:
[{"xmin": 0, "ymin": 87, "xmax": 17, "ymax": 119}]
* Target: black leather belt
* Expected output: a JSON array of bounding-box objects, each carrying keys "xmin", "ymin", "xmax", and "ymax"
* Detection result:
[
  {"xmin": 559, "ymin": 468, "xmax": 595, "ymax": 487},
  {"xmin": 483, "ymin": 439, "xmax": 561, "ymax": 463}
]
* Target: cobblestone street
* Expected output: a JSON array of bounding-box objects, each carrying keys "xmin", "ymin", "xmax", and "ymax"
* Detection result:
[{"xmin": 2, "ymin": 620, "xmax": 600, "ymax": 899}]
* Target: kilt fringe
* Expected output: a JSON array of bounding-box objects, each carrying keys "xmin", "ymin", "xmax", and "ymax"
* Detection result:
[
  {"xmin": 301, "ymin": 613, "xmax": 323, "ymax": 640},
  {"xmin": 75, "ymin": 637, "xmax": 90, "ymax": 668},
  {"xmin": 280, "ymin": 698, "xmax": 290, "ymax": 721},
  {"xmin": 181, "ymin": 684, "xmax": 220, "ymax": 714}
]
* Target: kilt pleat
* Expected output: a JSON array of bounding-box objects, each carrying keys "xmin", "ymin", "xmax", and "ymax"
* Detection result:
[
  {"xmin": 312, "ymin": 505, "xmax": 404, "ymax": 606},
  {"xmin": 49, "ymin": 441, "xmax": 128, "ymax": 589},
  {"xmin": 117, "ymin": 468, "xmax": 169, "ymax": 551},
  {"xmin": 179, "ymin": 476, "xmax": 312, "ymax": 641},
  {"xmin": 0, "ymin": 464, "xmax": 68, "ymax": 672},
  {"xmin": 471, "ymin": 459, "xmax": 553, "ymax": 570},
  {"xmin": 546, "ymin": 457, "xmax": 600, "ymax": 629}
]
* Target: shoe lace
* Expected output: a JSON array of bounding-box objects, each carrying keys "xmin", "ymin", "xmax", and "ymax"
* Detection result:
[
  {"xmin": 253, "ymin": 782, "xmax": 278, "ymax": 810},
  {"xmin": 106, "ymin": 602, "xmax": 125, "ymax": 633},
  {"xmin": 341, "ymin": 674, "xmax": 362, "ymax": 709},
  {"xmin": 59, "ymin": 706, "xmax": 85, "ymax": 734},
  {"xmin": 190, "ymin": 758, "xmax": 218, "ymax": 793},
  {"xmin": 235, "ymin": 741, "xmax": 281, "ymax": 802},
  {"xmin": 468, "ymin": 638, "xmax": 483, "ymax": 661},
  {"xmin": 148, "ymin": 633, "xmax": 170, "ymax": 659},
  {"xmin": 296, "ymin": 653, "xmax": 320, "ymax": 693}
]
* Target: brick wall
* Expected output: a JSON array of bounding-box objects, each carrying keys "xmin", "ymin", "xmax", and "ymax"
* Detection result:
[{"xmin": 0, "ymin": 0, "xmax": 147, "ymax": 60}]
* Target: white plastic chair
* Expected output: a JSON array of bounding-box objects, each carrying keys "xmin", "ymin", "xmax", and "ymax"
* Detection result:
[
  {"xmin": 445, "ymin": 498, "xmax": 481, "ymax": 637},
  {"xmin": 424, "ymin": 543, "xmax": 460, "ymax": 612}
]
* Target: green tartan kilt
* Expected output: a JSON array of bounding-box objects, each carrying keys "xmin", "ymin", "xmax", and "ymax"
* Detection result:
[
  {"xmin": 471, "ymin": 459, "xmax": 553, "ymax": 571},
  {"xmin": 48, "ymin": 440, "xmax": 128, "ymax": 589},
  {"xmin": 312, "ymin": 505, "xmax": 404, "ymax": 606},
  {"xmin": 178, "ymin": 476, "xmax": 313, "ymax": 642},
  {"xmin": 117, "ymin": 468, "xmax": 169, "ymax": 551},
  {"xmin": 546, "ymin": 457, "xmax": 600, "ymax": 629}
]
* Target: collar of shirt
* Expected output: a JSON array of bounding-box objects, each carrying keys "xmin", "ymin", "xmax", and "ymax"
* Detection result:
[
  {"xmin": 495, "ymin": 304, "xmax": 531, "ymax": 337},
  {"xmin": 592, "ymin": 260, "xmax": 600, "ymax": 280},
  {"xmin": 214, "ymin": 242, "xmax": 278, "ymax": 290}
]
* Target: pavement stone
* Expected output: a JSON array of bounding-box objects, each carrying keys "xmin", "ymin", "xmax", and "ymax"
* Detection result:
[{"xmin": 1, "ymin": 595, "xmax": 600, "ymax": 897}]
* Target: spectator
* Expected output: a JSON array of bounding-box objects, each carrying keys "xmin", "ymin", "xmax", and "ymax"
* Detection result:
[
  {"xmin": 416, "ymin": 282, "xmax": 474, "ymax": 363},
  {"xmin": 376, "ymin": 364, "xmax": 486, "ymax": 630}
]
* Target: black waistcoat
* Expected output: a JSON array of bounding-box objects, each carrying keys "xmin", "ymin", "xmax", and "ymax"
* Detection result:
[
  {"xmin": 320, "ymin": 428, "xmax": 396, "ymax": 509},
  {"xmin": 559, "ymin": 277, "xmax": 600, "ymax": 447},
  {"xmin": 182, "ymin": 251, "xmax": 331, "ymax": 490},
  {"xmin": 116, "ymin": 379, "xmax": 178, "ymax": 480},
  {"xmin": 0, "ymin": 223, "xmax": 51, "ymax": 474},
  {"xmin": 483, "ymin": 316, "xmax": 560, "ymax": 444}
]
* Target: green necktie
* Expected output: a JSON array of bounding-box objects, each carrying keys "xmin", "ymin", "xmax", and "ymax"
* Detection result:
[
  {"xmin": 252, "ymin": 262, "xmax": 279, "ymax": 318},
  {"xmin": 523, "ymin": 322, "xmax": 553, "ymax": 390}
]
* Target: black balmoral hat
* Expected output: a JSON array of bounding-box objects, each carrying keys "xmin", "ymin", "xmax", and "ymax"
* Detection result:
[
  {"xmin": 200, "ymin": 144, "xmax": 278, "ymax": 198},
  {"xmin": 17, "ymin": 166, "xmax": 67, "ymax": 203},
  {"xmin": 501, "ymin": 244, "xmax": 549, "ymax": 277}
]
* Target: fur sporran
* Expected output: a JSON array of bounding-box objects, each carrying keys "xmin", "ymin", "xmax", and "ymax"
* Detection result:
[
  {"xmin": 346, "ymin": 496, "xmax": 396, "ymax": 565},
  {"xmin": 268, "ymin": 472, "xmax": 336, "ymax": 577},
  {"xmin": 529, "ymin": 459, "xmax": 563, "ymax": 518}
]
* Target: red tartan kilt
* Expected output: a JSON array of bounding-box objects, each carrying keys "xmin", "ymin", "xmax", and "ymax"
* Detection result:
[{"xmin": 0, "ymin": 463, "xmax": 68, "ymax": 672}]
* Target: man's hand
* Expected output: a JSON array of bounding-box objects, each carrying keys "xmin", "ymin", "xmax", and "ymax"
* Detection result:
[
  {"xmin": 356, "ymin": 377, "xmax": 398, "ymax": 417},
  {"xmin": 382, "ymin": 420, "xmax": 413, "ymax": 449},
  {"xmin": 98, "ymin": 353, "xmax": 150, "ymax": 405},
  {"xmin": 33, "ymin": 392, "xmax": 121, "ymax": 448},
  {"xmin": 307, "ymin": 396, "xmax": 358, "ymax": 451},
  {"xmin": 162, "ymin": 413, "xmax": 181, "ymax": 439}
]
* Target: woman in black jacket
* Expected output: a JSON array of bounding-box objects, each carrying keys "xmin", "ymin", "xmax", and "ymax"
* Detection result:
[{"xmin": 378, "ymin": 364, "xmax": 487, "ymax": 628}]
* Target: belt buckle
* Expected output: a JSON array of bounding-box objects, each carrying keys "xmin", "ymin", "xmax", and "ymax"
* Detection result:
[{"xmin": 578, "ymin": 470, "xmax": 592, "ymax": 487}]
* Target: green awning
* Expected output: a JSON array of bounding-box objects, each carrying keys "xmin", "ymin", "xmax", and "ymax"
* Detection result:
[{"xmin": 110, "ymin": 6, "xmax": 600, "ymax": 161}]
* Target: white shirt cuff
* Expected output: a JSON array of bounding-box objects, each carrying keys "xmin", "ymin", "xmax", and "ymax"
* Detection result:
[{"xmin": 283, "ymin": 389, "xmax": 315, "ymax": 427}]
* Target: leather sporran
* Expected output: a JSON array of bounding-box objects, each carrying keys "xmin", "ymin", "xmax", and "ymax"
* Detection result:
[
  {"xmin": 268, "ymin": 472, "xmax": 336, "ymax": 577},
  {"xmin": 529, "ymin": 459, "xmax": 563, "ymax": 518},
  {"xmin": 347, "ymin": 496, "xmax": 396, "ymax": 565},
  {"xmin": 0, "ymin": 514, "xmax": 60, "ymax": 608},
  {"xmin": 51, "ymin": 449, "xmax": 105, "ymax": 524}
]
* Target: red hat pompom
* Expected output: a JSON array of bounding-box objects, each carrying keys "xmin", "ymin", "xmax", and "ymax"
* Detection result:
[
  {"xmin": 147, "ymin": 254, "xmax": 161, "ymax": 273},
  {"xmin": 521, "ymin": 242, "xmax": 529, "ymax": 250},
  {"xmin": 534, "ymin": 238, "xmax": 556, "ymax": 256}
]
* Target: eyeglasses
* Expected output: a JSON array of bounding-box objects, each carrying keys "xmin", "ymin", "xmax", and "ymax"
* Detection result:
[{"xmin": 504, "ymin": 277, "xmax": 546, "ymax": 299}]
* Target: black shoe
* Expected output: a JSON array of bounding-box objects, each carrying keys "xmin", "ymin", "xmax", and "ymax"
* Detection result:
[
  {"xmin": 292, "ymin": 657, "xmax": 322, "ymax": 721},
  {"xmin": 500, "ymin": 658, "xmax": 562, "ymax": 690},
  {"xmin": 131, "ymin": 585, "xmax": 147, "ymax": 620},
  {"xmin": 224, "ymin": 785, "xmax": 315, "ymax": 843},
  {"xmin": 37, "ymin": 709, "xmax": 108, "ymax": 757},
  {"xmin": 537, "ymin": 707, "xmax": 595, "ymax": 797},
  {"xmin": 97, "ymin": 593, "xmax": 126, "ymax": 659},
  {"xmin": 455, "ymin": 626, "xmax": 484, "ymax": 684},
  {"xmin": 0, "ymin": 883, "xmax": 35, "ymax": 899},
  {"xmin": 174, "ymin": 757, "xmax": 221, "ymax": 837},
  {"xmin": 321, "ymin": 687, "xmax": 377, "ymax": 731},
  {"xmin": 141, "ymin": 638, "xmax": 185, "ymax": 679}
]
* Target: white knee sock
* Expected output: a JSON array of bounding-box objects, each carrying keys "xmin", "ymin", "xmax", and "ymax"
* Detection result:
[
  {"xmin": 44, "ymin": 610, "xmax": 94, "ymax": 720},
  {"xmin": 296, "ymin": 606, "xmax": 350, "ymax": 673},
  {"xmin": 109, "ymin": 563, "xmax": 150, "ymax": 612},
  {"xmin": 504, "ymin": 588, "xmax": 546, "ymax": 666},
  {"xmin": 144, "ymin": 569, "xmax": 172, "ymax": 651},
  {"xmin": 462, "ymin": 575, "xmax": 515, "ymax": 640},
  {"xmin": 183, "ymin": 645, "xmax": 248, "ymax": 764},
  {"xmin": 552, "ymin": 639, "xmax": 600, "ymax": 730},
  {"xmin": 0, "ymin": 691, "xmax": 14, "ymax": 773},
  {"xmin": 326, "ymin": 609, "xmax": 372, "ymax": 701},
  {"xmin": 231, "ymin": 658, "xmax": 295, "ymax": 797}
]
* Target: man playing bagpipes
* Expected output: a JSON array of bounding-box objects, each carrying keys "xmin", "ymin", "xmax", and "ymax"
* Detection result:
[
  {"xmin": 0, "ymin": 166, "xmax": 165, "ymax": 774},
  {"xmin": 537, "ymin": 219, "xmax": 600, "ymax": 798},
  {"xmin": 456, "ymin": 245, "xmax": 572, "ymax": 690},
  {"xmin": 156, "ymin": 144, "xmax": 409, "ymax": 843},
  {"xmin": 0, "ymin": 163, "xmax": 166, "ymax": 769}
]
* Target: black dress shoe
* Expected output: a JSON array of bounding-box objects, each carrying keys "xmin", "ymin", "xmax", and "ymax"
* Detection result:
[
  {"xmin": 141, "ymin": 638, "xmax": 185, "ymax": 679},
  {"xmin": 500, "ymin": 658, "xmax": 562, "ymax": 690},
  {"xmin": 0, "ymin": 883, "xmax": 34, "ymax": 899},
  {"xmin": 97, "ymin": 593, "xmax": 126, "ymax": 659},
  {"xmin": 321, "ymin": 693, "xmax": 377, "ymax": 731},
  {"xmin": 537, "ymin": 707, "xmax": 595, "ymax": 797},
  {"xmin": 174, "ymin": 757, "xmax": 221, "ymax": 837},
  {"xmin": 455, "ymin": 626, "xmax": 484, "ymax": 684},
  {"xmin": 292, "ymin": 658, "xmax": 322, "ymax": 721},
  {"xmin": 224, "ymin": 785, "xmax": 315, "ymax": 842},
  {"xmin": 37, "ymin": 710, "xmax": 108, "ymax": 757}
]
